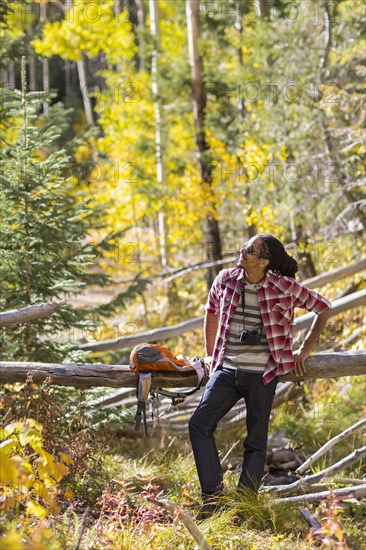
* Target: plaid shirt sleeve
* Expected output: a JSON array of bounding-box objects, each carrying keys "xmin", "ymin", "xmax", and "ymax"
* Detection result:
[
  {"xmin": 204, "ymin": 272, "xmax": 222, "ymax": 315},
  {"xmin": 291, "ymin": 280, "xmax": 332, "ymax": 314}
]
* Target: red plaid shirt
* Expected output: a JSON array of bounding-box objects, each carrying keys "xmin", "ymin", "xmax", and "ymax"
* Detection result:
[{"xmin": 205, "ymin": 268, "xmax": 332, "ymax": 385}]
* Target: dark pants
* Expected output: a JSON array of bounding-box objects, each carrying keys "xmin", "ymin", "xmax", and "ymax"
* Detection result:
[{"xmin": 189, "ymin": 366, "xmax": 278, "ymax": 495}]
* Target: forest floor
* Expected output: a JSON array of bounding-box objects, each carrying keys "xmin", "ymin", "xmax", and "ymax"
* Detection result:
[{"xmin": 1, "ymin": 370, "xmax": 365, "ymax": 550}]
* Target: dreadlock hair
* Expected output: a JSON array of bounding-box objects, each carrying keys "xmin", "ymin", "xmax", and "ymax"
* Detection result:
[{"xmin": 257, "ymin": 234, "xmax": 298, "ymax": 279}]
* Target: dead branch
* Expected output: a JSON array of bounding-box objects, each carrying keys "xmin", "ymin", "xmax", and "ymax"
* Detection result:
[
  {"xmin": 267, "ymin": 446, "xmax": 366, "ymax": 496},
  {"xmin": 0, "ymin": 300, "xmax": 67, "ymax": 328},
  {"xmin": 296, "ymin": 418, "xmax": 366, "ymax": 474},
  {"xmin": 329, "ymin": 477, "xmax": 366, "ymax": 485},
  {"xmin": 274, "ymin": 484, "xmax": 366, "ymax": 504},
  {"xmin": 146, "ymin": 497, "xmax": 212, "ymax": 550},
  {"xmin": 299, "ymin": 508, "xmax": 323, "ymax": 542}
]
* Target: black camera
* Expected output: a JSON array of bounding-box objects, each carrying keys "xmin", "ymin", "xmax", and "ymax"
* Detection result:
[{"xmin": 240, "ymin": 329, "xmax": 262, "ymax": 345}]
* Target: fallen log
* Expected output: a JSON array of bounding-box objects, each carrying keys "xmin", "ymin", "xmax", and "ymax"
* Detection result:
[
  {"xmin": 273, "ymin": 484, "xmax": 366, "ymax": 503},
  {"xmin": 78, "ymin": 316, "xmax": 204, "ymax": 351},
  {"xmin": 301, "ymin": 258, "xmax": 366, "ymax": 289},
  {"xmin": 296, "ymin": 418, "xmax": 366, "ymax": 474},
  {"xmin": 78, "ymin": 289, "xmax": 365, "ymax": 351},
  {"xmin": 0, "ymin": 301, "xmax": 67, "ymax": 328},
  {"xmin": 328, "ymin": 477, "xmax": 366, "ymax": 486},
  {"xmin": 0, "ymin": 351, "xmax": 365, "ymax": 388}
]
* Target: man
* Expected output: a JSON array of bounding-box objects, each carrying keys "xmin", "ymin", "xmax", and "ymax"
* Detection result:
[{"xmin": 189, "ymin": 234, "xmax": 332, "ymax": 519}]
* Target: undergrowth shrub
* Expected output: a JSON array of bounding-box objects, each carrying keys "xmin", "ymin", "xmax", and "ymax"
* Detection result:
[{"xmin": 0, "ymin": 418, "xmax": 71, "ymax": 549}]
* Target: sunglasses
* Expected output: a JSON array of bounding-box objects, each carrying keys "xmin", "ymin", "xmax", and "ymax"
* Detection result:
[{"xmin": 243, "ymin": 244, "xmax": 262, "ymax": 257}]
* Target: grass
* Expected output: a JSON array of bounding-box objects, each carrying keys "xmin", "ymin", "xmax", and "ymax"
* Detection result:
[{"xmin": 1, "ymin": 370, "xmax": 365, "ymax": 549}]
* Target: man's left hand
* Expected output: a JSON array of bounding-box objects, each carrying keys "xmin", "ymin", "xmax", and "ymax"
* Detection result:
[{"xmin": 293, "ymin": 348, "xmax": 309, "ymax": 377}]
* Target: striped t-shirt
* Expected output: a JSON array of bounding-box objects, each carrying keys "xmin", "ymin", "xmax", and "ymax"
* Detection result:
[{"xmin": 222, "ymin": 282, "xmax": 271, "ymax": 373}]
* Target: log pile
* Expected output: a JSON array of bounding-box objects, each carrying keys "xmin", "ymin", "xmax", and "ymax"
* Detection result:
[{"xmin": 262, "ymin": 419, "xmax": 366, "ymax": 502}]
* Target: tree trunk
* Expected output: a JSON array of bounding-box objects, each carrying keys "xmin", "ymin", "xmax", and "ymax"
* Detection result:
[
  {"xmin": 295, "ymin": 224, "xmax": 317, "ymax": 280},
  {"xmin": 8, "ymin": 61, "xmax": 15, "ymax": 89},
  {"xmin": 64, "ymin": 59, "xmax": 73, "ymax": 105},
  {"xmin": 186, "ymin": 0, "xmax": 222, "ymax": 289},
  {"xmin": 258, "ymin": 0, "xmax": 271, "ymax": 19},
  {"xmin": 64, "ymin": 0, "xmax": 94, "ymax": 125},
  {"xmin": 77, "ymin": 53, "xmax": 95, "ymax": 126},
  {"xmin": 149, "ymin": 0, "xmax": 167, "ymax": 271},
  {"xmin": 135, "ymin": 0, "xmax": 146, "ymax": 71},
  {"xmin": 42, "ymin": 57, "xmax": 49, "ymax": 115},
  {"xmin": 319, "ymin": 1, "xmax": 366, "ymax": 231},
  {"xmin": 28, "ymin": 53, "xmax": 36, "ymax": 91}
]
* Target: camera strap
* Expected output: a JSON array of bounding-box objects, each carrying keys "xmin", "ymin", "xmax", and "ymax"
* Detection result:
[{"xmin": 241, "ymin": 286, "xmax": 263, "ymax": 336}]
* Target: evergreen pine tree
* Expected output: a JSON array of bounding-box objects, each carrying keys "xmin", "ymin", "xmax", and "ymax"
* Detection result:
[{"xmin": 0, "ymin": 57, "xmax": 147, "ymax": 363}]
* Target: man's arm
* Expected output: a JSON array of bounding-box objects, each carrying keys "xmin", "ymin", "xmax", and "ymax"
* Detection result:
[
  {"xmin": 293, "ymin": 307, "xmax": 332, "ymax": 376},
  {"xmin": 204, "ymin": 311, "xmax": 219, "ymax": 356}
]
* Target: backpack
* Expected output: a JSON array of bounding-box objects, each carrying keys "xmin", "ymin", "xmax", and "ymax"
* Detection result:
[{"xmin": 129, "ymin": 343, "xmax": 207, "ymax": 435}]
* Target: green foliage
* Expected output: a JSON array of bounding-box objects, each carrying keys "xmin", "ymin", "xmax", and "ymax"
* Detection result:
[
  {"xmin": 0, "ymin": 57, "xmax": 148, "ymax": 362},
  {"xmin": 0, "ymin": 3, "xmax": 365, "ymax": 548}
]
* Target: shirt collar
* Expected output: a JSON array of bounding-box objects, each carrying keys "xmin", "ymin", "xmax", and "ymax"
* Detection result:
[{"xmin": 238, "ymin": 269, "xmax": 270, "ymax": 288}]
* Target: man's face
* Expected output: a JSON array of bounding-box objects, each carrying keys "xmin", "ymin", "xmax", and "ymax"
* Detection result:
[{"xmin": 237, "ymin": 236, "xmax": 264, "ymax": 269}]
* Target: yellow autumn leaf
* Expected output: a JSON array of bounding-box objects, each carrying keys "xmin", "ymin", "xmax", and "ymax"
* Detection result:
[
  {"xmin": 0, "ymin": 438, "xmax": 17, "ymax": 454},
  {"xmin": 0, "ymin": 530, "xmax": 25, "ymax": 550},
  {"xmin": 58, "ymin": 452, "xmax": 74, "ymax": 465},
  {"xmin": 19, "ymin": 428, "xmax": 43, "ymax": 448},
  {"xmin": 64, "ymin": 486, "xmax": 74, "ymax": 500},
  {"xmin": 3, "ymin": 421, "xmax": 22, "ymax": 437},
  {"xmin": 26, "ymin": 499, "xmax": 48, "ymax": 519},
  {"xmin": 51, "ymin": 461, "xmax": 69, "ymax": 482},
  {"xmin": 0, "ymin": 454, "xmax": 18, "ymax": 484}
]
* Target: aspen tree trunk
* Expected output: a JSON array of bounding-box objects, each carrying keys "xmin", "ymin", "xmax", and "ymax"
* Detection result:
[
  {"xmin": 149, "ymin": 0, "xmax": 167, "ymax": 270},
  {"xmin": 186, "ymin": 0, "xmax": 222, "ymax": 289},
  {"xmin": 64, "ymin": 0, "xmax": 95, "ymax": 125},
  {"xmin": 27, "ymin": 3, "xmax": 37, "ymax": 91},
  {"xmin": 28, "ymin": 53, "xmax": 36, "ymax": 91},
  {"xmin": 258, "ymin": 0, "xmax": 271, "ymax": 19},
  {"xmin": 1, "ymin": 69, "xmax": 8, "ymax": 86},
  {"xmin": 77, "ymin": 54, "xmax": 95, "ymax": 126},
  {"xmin": 319, "ymin": 1, "xmax": 366, "ymax": 230},
  {"xmin": 42, "ymin": 57, "xmax": 49, "ymax": 115},
  {"xmin": 38, "ymin": 1, "xmax": 50, "ymax": 115},
  {"xmin": 236, "ymin": 2, "xmax": 256, "ymax": 241},
  {"xmin": 135, "ymin": 0, "xmax": 146, "ymax": 71},
  {"xmin": 113, "ymin": 0, "xmax": 122, "ymax": 73},
  {"xmin": 8, "ymin": 62, "xmax": 15, "ymax": 89}
]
